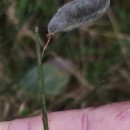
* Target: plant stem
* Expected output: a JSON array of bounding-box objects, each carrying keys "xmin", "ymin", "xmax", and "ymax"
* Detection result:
[{"xmin": 35, "ymin": 27, "xmax": 49, "ymax": 130}]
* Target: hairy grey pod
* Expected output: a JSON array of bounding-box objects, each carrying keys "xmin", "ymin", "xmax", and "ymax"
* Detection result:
[{"xmin": 48, "ymin": 0, "xmax": 110, "ymax": 33}]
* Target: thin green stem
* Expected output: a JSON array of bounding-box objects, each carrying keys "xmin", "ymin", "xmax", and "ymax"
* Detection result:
[{"xmin": 35, "ymin": 27, "xmax": 49, "ymax": 130}]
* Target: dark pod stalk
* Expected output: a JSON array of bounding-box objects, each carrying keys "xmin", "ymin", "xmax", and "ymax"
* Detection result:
[
  {"xmin": 48, "ymin": 0, "xmax": 110, "ymax": 33},
  {"xmin": 35, "ymin": 27, "xmax": 49, "ymax": 130}
]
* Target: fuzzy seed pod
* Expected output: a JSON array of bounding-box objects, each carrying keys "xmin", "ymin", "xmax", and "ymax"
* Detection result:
[{"xmin": 48, "ymin": 0, "xmax": 110, "ymax": 33}]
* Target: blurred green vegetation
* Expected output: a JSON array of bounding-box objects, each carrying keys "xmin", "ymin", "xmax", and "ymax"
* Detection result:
[{"xmin": 0, "ymin": 0, "xmax": 130, "ymax": 121}]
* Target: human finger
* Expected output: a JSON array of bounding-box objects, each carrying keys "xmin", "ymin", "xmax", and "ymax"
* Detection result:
[{"xmin": 0, "ymin": 101, "xmax": 130, "ymax": 130}]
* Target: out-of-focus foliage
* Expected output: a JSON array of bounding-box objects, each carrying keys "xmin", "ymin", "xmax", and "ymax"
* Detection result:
[
  {"xmin": 19, "ymin": 60, "xmax": 71, "ymax": 95},
  {"xmin": 0, "ymin": 0, "xmax": 130, "ymax": 120}
]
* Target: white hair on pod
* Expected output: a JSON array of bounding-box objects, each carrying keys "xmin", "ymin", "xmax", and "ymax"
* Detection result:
[{"xmin": 48, "ymin": 0, "xmax": 110, "ymax": 33}]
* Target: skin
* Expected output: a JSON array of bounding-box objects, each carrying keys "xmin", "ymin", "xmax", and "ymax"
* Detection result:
[{"xmin": 1, "ymin": 101, "xmax": 130, "ymax": 130}]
